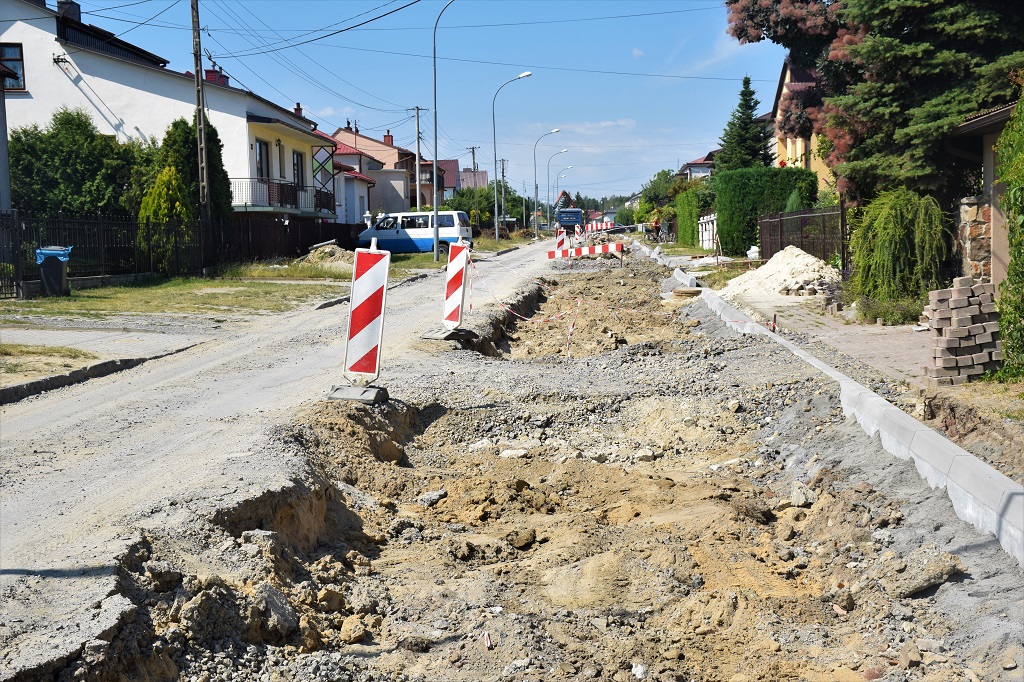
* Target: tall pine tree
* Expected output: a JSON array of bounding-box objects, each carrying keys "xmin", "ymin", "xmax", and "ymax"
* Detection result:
[{"xmin": 716, "ymin": 76, "xmax": 773, "ymax": 172}]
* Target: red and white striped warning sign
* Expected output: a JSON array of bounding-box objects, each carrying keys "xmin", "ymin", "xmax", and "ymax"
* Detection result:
[
  {"xmin": 555, "ymin": 229, "xmax": 566, "ymax": 251},
  {"xmin": 574, "ymin": 224, "xmax": 582, "ymax": 244},
  {"xmin": 344, "ymin": 240, "xmax": 391, "ymax": 383},
  {"xmin": 442, "ymin": 240, "xmax": 471, "ymax": 330},
  {"xmin": 586, "ymin": 221, "xmax": 613, "ymax": 233},
  {"xmin": 547, "ymin": 242, "xmax": 624, "ymax": 259}
]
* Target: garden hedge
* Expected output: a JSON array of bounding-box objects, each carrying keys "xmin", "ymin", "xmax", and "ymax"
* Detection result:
[{"xmin": 715, "ymin": 167, "xmax": 817, "ymax": 255}]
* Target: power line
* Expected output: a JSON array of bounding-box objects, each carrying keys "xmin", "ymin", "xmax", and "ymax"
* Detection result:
[
  {"xmin": 232, "ymin": 0, "xmax": 406, "ymax": 110},
  {"xmin": 64, "ymin": 0, "xmax": 180, "ymax": 57},
  {"xmin": 212, "ymin": 0, "xmax": 422, "ymax": 59},
  {"xmin": 271, "ymin": 43, "xmax": 776, "ymax": 83},
  {"xmin": 203, "ymin": 1, "xmax": 406, "ymax": 114},
  {"xmin": 83, "ymin": 4, "xmax": 719, "ymax": 33}
]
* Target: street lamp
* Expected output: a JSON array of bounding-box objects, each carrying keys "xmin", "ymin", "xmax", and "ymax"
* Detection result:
[
  {"xmin": 546, "ymin": 148, "xmax": 568, "ymax": 231},
  {"xmin": 554, "ymin": 173, "xmax": 568, "ymax": 200},
  {"xmin": 533, "ymin": 128, "xmax": 558, "ymax": 239},
  {"xmin": 553, "ymin": 165, "xmax": 572, "ymax": 214},
  {"xmin": 492, "ymin": 71, "xmax": 531, "ymax": 242},
  {"xmin": 432, "ymin": 0, "xmax": 456, "ymax": 261}
]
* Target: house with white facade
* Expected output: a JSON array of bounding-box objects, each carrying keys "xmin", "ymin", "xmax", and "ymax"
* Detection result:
[{"xmin": 1, "ymin": 0, "xmax": 339, "ymax": 239}]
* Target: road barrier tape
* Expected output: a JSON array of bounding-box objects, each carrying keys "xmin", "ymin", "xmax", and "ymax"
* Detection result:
[
  {"xmin": 344, "ymin": 240, "xmax": 390, "ymax": 384},
  {"xmin": 565, "ymin": 298, "xmax": 583, "ymax": 358},
  {"xmin": 442, "ymin": 240, "xmax": 471, "ymax": 330}
]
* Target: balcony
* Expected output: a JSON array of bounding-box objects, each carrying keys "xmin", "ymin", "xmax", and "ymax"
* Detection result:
[{"xmin": 230, "ymin": 178, "xmax": 334, "ymax": 214}]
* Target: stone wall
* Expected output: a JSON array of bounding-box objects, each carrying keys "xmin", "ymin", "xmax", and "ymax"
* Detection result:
[{"xmin": 958, "ymin": 196, "xmax": 992, "ymax": 282}]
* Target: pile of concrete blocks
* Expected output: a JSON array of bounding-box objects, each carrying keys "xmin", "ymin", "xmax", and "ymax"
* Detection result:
[{"xmin": 923, "ymin": 275, "xmax": 1002, "ymax": 387}]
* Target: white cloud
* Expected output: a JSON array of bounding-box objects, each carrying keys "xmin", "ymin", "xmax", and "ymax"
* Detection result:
[
  {"xmin": 632, "ymin": 48, "xmax": 645, "ymax": 59},
  {"xmin": 565, "ymin": 119, "xmax": 637, "ymax": 136},
  {"xmin": 312, "ymin": 105, "xmax": 354, "ymax": 119},
  {"xmin": 677, "ymin": 31, "xmax": 743, "ymax": 76}
]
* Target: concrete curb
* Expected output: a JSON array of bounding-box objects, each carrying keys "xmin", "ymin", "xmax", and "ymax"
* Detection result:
[
  {"xmin": 0, "ymin": 343, "xmax": 202, "ymax": 405},
  {"xmin": 682, "ymin": 275, "xmax": 1024, "ymax": 566},
  {"xmin": 313, "ymin": 295, "xmax": 350, "ymax": 310},
  {"xmin": 494, "ymin": 246, "xmax": 520, "ymax": 256}
]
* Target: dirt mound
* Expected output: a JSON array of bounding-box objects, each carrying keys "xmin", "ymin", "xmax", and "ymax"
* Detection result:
[
  {"xmin": 297, "ymin": 244, "xmax": 355, "ymax": 268},
  {"xmin": 720, "ymin": 246, "xmax": 839, "ymax": 299}
]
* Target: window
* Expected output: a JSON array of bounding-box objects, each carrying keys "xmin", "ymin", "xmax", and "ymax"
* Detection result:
[
  {"xmin": 278, "ymin": 141, "xmax": 285, "ymax": 178},
  {"xmin": 435, "ymin": 214, "xmax": 454, "ymax": 228},
  {"xmin": 292, "ymin": 150, "xmax": 305, "ymax": 186},
  {"xmin": 1, "ymin": 44, "xmax": 25, "ymax": 90},
  {"xmin": 255, "ymin": 139, "xmax": 270, "ymax": 179}
]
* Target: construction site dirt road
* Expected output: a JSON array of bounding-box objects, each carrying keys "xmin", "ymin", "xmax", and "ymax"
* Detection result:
[{"xmin": 1, "ymin": 241, "xmax": 1021, "ymax": 682}]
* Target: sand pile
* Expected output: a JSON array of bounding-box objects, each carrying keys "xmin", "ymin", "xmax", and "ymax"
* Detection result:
[
  {"xmin": 296, "ymin": 244, "xmax": 354, "ymax": 271},
  {"xmin": 720, "ymin": 245, "xmax": 839, "ymax": 299}
]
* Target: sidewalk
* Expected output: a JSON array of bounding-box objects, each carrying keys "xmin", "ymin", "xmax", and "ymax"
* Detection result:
[{"xmin": 724, "ymin": 291, "xmax": 931, "ymax": 389}]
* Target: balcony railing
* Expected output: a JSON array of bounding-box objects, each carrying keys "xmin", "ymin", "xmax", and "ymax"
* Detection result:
[{"xmin": 231, "ymin": 178, "xmax": 334, "ymax": 213}]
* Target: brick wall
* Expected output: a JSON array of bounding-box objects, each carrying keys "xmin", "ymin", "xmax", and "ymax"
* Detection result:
[{"xmin": 923, "ymin": 276, "xmax": 1002, "ymax": 387}]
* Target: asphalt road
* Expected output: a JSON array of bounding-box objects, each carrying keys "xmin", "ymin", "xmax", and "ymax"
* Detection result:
[{"xmin": 0, "ymin": 241, "xmax": 550, "ymax": 679}]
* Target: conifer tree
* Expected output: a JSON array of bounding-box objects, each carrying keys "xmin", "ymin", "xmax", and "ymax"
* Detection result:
[{"xmin": 716, "ymin": 76, "xmax": 773, "ymax": 172}]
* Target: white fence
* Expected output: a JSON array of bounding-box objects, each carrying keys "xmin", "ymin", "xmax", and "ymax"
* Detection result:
[{"xmin": 698, "ymin": 213, "xmax": 717, "ymax": 250}]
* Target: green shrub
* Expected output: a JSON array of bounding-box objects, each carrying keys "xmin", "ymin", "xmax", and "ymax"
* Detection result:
[
  {"xmin": 994, "ymin": 86, "xmax": 1024, "ymax": 379},
  {"xmin": 715, "ymin": 167, "xmax": 817, "ymax": 255},
  {"xmin": 854, "ymin": 295, "xmax": 927, "ymax": 326},
  {"xmin": 675, "ymin": 191, "xmax": 699, "ymax": 246},
  {"xmin": 784, "ymin": 188, "xmax": 805, "ymax": 213},
  {"xmin": 849, "ymin": 187, "xmax": 947, "ymax": 302},
  {"xmin": 138, "ymin": 166, "xmax": 195, "ymax": 274}
]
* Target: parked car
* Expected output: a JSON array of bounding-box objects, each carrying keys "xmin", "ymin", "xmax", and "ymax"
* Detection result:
[{"xmin": 357, "ymin": 211, "xmax": 473, "ymax": 254}]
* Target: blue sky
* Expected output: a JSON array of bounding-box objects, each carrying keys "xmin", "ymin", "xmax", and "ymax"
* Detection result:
[{"xmin": 73, "ymin": 0, "xmax": 787, "ymax": 201}]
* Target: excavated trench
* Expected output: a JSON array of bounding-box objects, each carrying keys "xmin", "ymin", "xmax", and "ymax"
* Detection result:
[{"xmin": 38, "ymin": 255, "xmax": 1024, "ymax": 682}]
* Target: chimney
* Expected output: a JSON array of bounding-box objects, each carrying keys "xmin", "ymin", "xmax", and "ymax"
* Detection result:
[
  {"xmin": 354, "ymin": 121, "xmax": 359, "ymax": 134},
  {"xmin": 383, "ymin": 130, "xmax": 393, "ymax": 146},
  {"xmin": 204, "ymin": 69, "xmax": 229, "ymax": 86},
  {"xmin": 294, "ymin": 102, "xmax": 302, "ymax": 117},
  {"xmin": 345, "ymin": 119, "xmax": 351, "ymax": 131},
  {"xmin": 57, "ymin": 0, "xmax": 82, "ymax": 22}
]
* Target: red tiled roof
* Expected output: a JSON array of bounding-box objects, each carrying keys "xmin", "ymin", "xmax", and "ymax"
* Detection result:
[
  {"xmin": 437, "ymin": 159, "xmax": 459, "ymax": 178},
  {"xmin": 345, "ymin": 170, "xmax": 376, "ymax": 185}
]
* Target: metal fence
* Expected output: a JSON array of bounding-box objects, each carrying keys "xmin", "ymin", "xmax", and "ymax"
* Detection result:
[
  {"xmin": 0, "ymin": 212, "xmax": 203, "ymax": 298},
  {"xmin": 758, "ymin": 204, "xmax": 848, "ymax": 274}
]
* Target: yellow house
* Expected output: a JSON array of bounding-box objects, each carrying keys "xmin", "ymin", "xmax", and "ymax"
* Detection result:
[{"xmin": 770, "ymin": 57, "xmax": 832, "ymax": 192}]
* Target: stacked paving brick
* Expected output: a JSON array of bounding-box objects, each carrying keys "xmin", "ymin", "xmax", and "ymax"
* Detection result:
[{"xmin": 924, "ymin": 275, "xmax": 1002, "ymax": 387}]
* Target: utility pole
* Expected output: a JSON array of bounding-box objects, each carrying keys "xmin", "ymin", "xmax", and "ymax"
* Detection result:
[
  {"xmin": 410, "ymin": 107, "xmax": 425, "ymax": 210},
  {"xmin": 500, "ymin": 159, "xmax": 507, "ymax": 237},
  {"xmin": 522, "ymin": 181, "xmax": 527, "ymax": 231},
  {"xmin": 466, "ymin": 146, "xmax": 479, "ymax": 231},
  {"xmin": 190, "ymin": 0, "xmax": 211, "ymax": 259}
]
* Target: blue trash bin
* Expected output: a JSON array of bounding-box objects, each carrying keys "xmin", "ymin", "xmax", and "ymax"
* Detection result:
[{"xmin": 36, "ymin": 245, "xmax": 72, "ymax": 296}]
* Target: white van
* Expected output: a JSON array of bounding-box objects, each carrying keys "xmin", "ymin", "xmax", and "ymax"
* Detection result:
[{"xmin": 356, "ymin": 211, "xmax": 473, "ymax": 254}]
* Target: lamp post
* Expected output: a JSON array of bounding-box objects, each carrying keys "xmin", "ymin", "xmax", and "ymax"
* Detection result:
[
  {"xmin": 546, "ymin": 148, "xmax": 567, "ymax": 231},
  {"xmin": 532, "ymin": 128, "xmax": 558, "ymax": 239},
  {"xmin": 492, "ymin": 71, "xmax": 531, "ymax": 242},
  {"xmin": 431, "ymin": 0, "xmax": 456, "ymax": 261},
  {"xmin": 553, "ymin": 165, "xmax": 572, "ymax": 212},
  {"xmin": 554, "ymin": 173, "xmax": 567, "ymax": 198}
]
